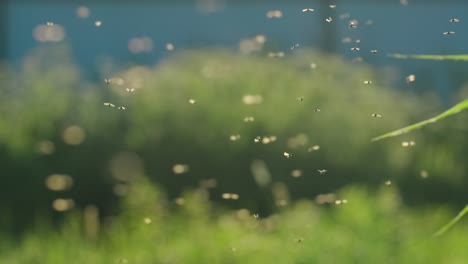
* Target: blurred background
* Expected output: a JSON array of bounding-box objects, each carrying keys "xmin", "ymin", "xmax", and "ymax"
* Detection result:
[{"xmin": 1, "ymin": 0, "xmax": 468, "ymax": 263}]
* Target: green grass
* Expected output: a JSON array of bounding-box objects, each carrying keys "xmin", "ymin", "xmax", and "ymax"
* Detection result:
[
  {"xmin": 375, "ymin": 54, "xmax": 468, "ymax": 235},
  {"xmin": 434, "ymin": 204, "xmax": 468, "ymax": 237},
  {"xmin": 373, "ymin": 53, "xmax": 468, "ymax": 142},
  {"xmin": 2, "ymin": 178, "xmax": 468, "ymax": 264},
  {"xmin": 389, "ymin": 54, "xmax": 468, "ymax": 61},
  {"xmin": 372, "ymin": 99, "xmax": 468, "ymax": 141}
]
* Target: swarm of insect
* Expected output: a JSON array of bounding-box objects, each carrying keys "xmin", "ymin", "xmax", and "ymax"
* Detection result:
[
  {"xmin": 229, "ymin": 134, "xmax": 241, "ymax": 141},
  {"xmin": 402, "ymin": 141, "xmax": 416, "ymax": 147},
  {"xmin": 166, "ymin": 43, "xmax": 175, "ymax": 51},
  {"xmin": 406, "ymin": 74, "xmax": 416, "ymax": 83},
  {"xmin": 222, "ymin": 193, "xmax": 240, "ymax": 200},
  {"xmin": 348, "ymin": 20, "xmax": 358, "ymax": 28},
  {"xmin": 266, "ymin": 10, "xmax": 283, "ymax": 18},
  {"xmin": 268, "ymin": 52, "xmax": 285, "ymax": 58},
  {"xmin": 243, "ymin": 116, "xmax": 255, "ymax": 122},
  {"xmin": 290, "ymin": 43, "xmax": 300, "ymax": 50},
  {"xmin": 342, "ymin": 37, "xmax": 352, "ymax": 43},
  {"xmin": 308, "ymin": 145, "xmax": 320, "ymax": 152},
  {"xmin": 103, "ymin": 102, "xmax": 115, "ymax": 107},
  {"xmin": 335, "ymin": 199, "xmax": 348, "ymax": 204}
]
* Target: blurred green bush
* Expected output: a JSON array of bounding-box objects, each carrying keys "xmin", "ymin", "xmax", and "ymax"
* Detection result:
[
  {"xmin": 0, "ymin": 46, "xmax": 467, "ymax": 231},
  {"xmin": 1, "ymin": 179, "xmax": 468, "ymax": 264}
]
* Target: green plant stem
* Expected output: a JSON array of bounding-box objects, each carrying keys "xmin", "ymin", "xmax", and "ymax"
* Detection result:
[
  {"xmin": 433, "ymin": 204, "xmax": 468, "ymax": 237},
  {"xmin": 372, "ymin": 99, "xmax": 468, "ymax": 141}
]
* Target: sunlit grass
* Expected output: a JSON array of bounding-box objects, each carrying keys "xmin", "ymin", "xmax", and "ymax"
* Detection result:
[
  {"xmin": 390, "ymin": 54, "xmax": 468, "ymax": 61},
  {"xmin": 372, "ymin": 99, "xmax": 468, "ymax": 141},
  {"xmin": 374, "ymin": 53, "xmax": 468, "ymax": 234},
  {"xmin": 2, "ymin": 179, "xmax": 468, "ymax": 264},
  {"xmin": 434, "ymin": 204, "xmax": 468, "ymax": 237}
]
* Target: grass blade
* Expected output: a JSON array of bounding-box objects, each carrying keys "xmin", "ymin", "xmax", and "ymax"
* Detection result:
[
  {"xmin": 433, "ymin": 204, "xmax": 468, "ymax": 237},
  {"xmin": 372, "ymin": 99, "xmax": 468, "ymax": 142},
  {"xmin": 386, "ymin": 53, "xmax": 468, "ymax": 237},
  {"xmin": 390, "ymin": 54, "xmax": 468, "ymax": 61}
]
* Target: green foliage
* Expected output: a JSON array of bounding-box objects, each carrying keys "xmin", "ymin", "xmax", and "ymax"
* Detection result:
[
  {"xmin": 0, "ymin": 46, "xmax": 79, "ymax": 153},
  {"xmin": 2, "ymin": 48, "xmax": 468, "ymax": 262},
  {"xmin": 2, "ymin": 182, "xmax": 468, "ymax": 264},
  {"xmin": 1, "ymin": 47, "xmax": 468, "ymax": 231}
]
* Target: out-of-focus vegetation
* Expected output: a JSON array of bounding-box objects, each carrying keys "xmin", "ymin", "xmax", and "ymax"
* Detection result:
[
  {"xmin": 1, "ymin": 179, "xmax": 468, "ymax": 264},
  {"xmin": 1, "ymin": 46, "xmax": 468, "ymax": 236}
]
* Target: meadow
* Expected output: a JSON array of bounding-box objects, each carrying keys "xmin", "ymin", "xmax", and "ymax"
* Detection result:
[
  {"xmin": 1, "ymin": 47, "xmax": 468, "ymax": 263},
  {"xmin": 2, "ymin": 179, "xmax": 468, "ymax": 264}
]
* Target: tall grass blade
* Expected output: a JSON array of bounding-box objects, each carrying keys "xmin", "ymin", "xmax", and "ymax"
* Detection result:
[
  {"xmin": 372, "ymin": 99, "xmax": 468, "ymax": 141},
  {"xmin": 433, "ymin": 204, "xmax": 468, "ymax": 237},
  {"xmin": 389, "ymin": 53, "xmax": 468, "ymax": 237},
  {"xmin": 390, "ymin": 54, "xmax": 468, "ymax": 61}
]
